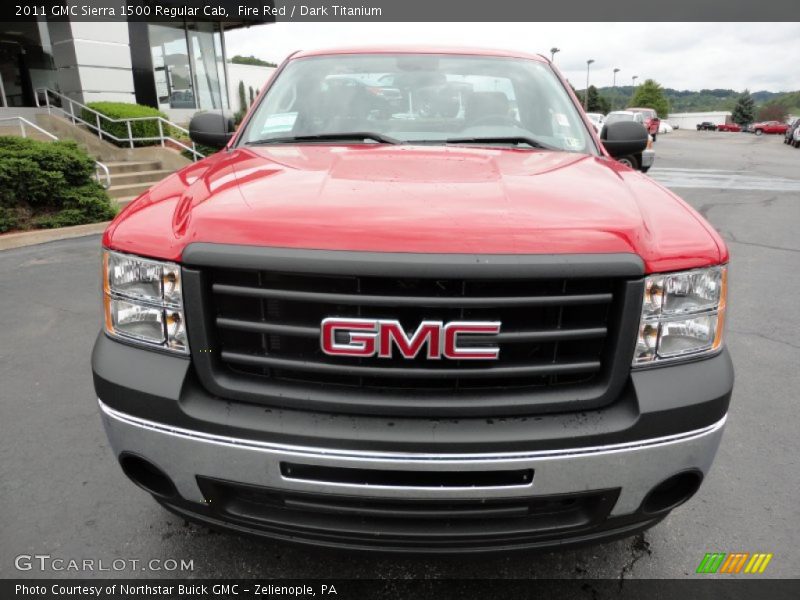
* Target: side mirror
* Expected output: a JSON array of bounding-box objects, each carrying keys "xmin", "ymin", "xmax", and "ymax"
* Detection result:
[
  {"xmin": 600, "ymin": 121, "xmax": 648, "ymax": 158},
  {"xmin": 189, "ymin": 111, "xmax": 235, "ymax": 149}
]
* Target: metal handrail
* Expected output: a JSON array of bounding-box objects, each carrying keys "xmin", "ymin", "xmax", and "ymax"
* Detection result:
[
  {"xmin": 34, "ymin": 88, "xmax": 204, "ymax": 161},
  {"xmin": 0, "ymin": 116, "xmax": 111, "ymax": 189}
]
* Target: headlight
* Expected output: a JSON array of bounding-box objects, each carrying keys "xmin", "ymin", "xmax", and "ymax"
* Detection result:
[
  {"xmin": 633, "ymin": 266, "xmax": 727, "ymax": 365},
  {"xmin": 103, "ymin": 250, "xmax": 188, "ymax": 354}
]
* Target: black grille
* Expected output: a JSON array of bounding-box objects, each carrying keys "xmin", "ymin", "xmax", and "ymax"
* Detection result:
[
  {"xmin": 207, "ymin": 269, "xmax": 614, "ymax": 390},
  {"xmin": 196, "ymin": 477, "xmax": 620, "ymax": 548},
  {"xmin": 182, "ymin": 247, "xmax": 643, "ymax": 417}
]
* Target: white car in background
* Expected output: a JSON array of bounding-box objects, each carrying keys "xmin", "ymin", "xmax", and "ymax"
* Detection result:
[
  {"xmin": 585, "ymin": 112, "xmax": 605, "ymax": 134},
  {"xmin": 658, "ymin": 121, "xmax": 674, "ymax": 134}
]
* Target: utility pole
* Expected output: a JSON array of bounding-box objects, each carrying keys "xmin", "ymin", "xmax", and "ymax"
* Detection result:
[
  {"xmin": 632, "ymin": 75, "xmax": 638, "ymax": 87},
  {"xmin": 613, "ymin": 68, "xmax": 620, "ymax": 110},
  {"xmin": 584, "ymin": 59, "xmax": 595, "ymax": 110},
  {"xmin": 550, "ymin": 47, "xmax": 560, "ymax": 62}
]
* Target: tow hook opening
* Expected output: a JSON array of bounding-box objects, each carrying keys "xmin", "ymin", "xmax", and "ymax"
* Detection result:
[
  {"xmin": 642, "ymin": 470, "xmax": 703, "ymax": 514},
  {"xmin": 119, "ymin": 453, "xmax": 177, "ymax": 499}
]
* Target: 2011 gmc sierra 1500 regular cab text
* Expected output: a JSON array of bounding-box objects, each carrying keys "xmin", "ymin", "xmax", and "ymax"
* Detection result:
[{"xmin": 92, "ymin": 47, "xmax": 733, "ymax": 553}]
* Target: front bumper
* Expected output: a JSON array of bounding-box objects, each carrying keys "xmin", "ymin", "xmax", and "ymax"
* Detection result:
[
  {"xmin": 100, "ymin": 400, "xmax": 724, "ymax": 552},
  {"xmin": 94, "ymin": 335, "xmax": 733, "ymax": 553}
]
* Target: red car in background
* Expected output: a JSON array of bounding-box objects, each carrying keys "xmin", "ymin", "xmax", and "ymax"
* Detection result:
[
  {"xmin": 716, "ymin": 123, "xmax": 742, "ymax": 132},
  {"xmin": 750, "ymin": 121, "xmax": 789, "ymax": 135},
  {"xmin": 627, "ymin": 107, "xmax": 661, "ymax": 141}
]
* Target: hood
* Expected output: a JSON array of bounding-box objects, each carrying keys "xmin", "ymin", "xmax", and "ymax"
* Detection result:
[{"xmin": 104, "ymin": 145, "xmax": 726, "ymax": 273}]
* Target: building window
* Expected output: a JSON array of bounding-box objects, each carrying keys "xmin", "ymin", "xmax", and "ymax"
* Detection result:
[
  {"xmin": 186, "ymin": 21, "xmax": 228, "ymax": 110},
  {"xmin": 0, "ymin": 19, "xmax": 57, "ymax": 107},
  {"xmin": 148, "ymin": 22, "xmax": 195, "ymax": 110},
  {"xmin": 147, "ymin": 21, "xmax": 228, "ymax": 112}
]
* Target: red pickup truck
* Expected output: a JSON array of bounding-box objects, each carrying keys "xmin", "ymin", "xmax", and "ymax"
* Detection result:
[
  {"xmin": 93, "ymin": 46, "xmax": 732, "ymax": 553},
  {"xmin": 750, "ymin": 121, "xmax": 789, "ymax": 135},
  {"xmin": 627, "ymin": 107, "xmax": 661, "ymax": 141}
]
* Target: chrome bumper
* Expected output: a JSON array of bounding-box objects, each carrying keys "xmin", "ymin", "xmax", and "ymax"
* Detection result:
[{"xmin": 99, "ymin": 400, "xmax": 725, "ymax": 517}]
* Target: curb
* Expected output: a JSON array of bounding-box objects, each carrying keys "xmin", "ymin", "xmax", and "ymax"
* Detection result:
[{"xmin": 0, "ymin": 221, "xmax": 109, "ymax": 251}]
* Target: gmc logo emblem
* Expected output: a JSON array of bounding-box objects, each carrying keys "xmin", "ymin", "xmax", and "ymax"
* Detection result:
[{"xmin": 320, "ymin": 318, "xmax": 501, "ymax": 360}]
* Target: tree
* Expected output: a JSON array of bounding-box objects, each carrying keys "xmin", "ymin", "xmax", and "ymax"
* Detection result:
[
  {"xmin": 237, "ymin": 81, "xmax": 246, "ymax": 112},
  {"xmin": 231, "ymin": 55, "xmax": 277, "ymax": 68},
  {"xmin": 234, "ymin": 81, "xmax": 248, "ymax": 124},
  {"xmin": 248, "ymin": 86, "xmax": 255, "ymax": 106},
  {"xmin": 586, "ymin": 86, "xmax": 611, "ymax": 114},
  {"xmin": 756, "ymin": 101, "xmax": 788, "ymax": 123},
  {"xmin": 629, "ymin": 79, "xmax": 670, "ymax": 118},
  {"xmin": 731, "ymin": 90, "xmax": 756, "ymax": 125}
]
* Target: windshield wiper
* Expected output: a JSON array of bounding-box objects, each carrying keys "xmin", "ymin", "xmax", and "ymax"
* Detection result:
[
  {"xmin": 247, "ymin": 132, "xmax": 402, "ymax": 145},
  {"xmin": 440, "ymin": 136, "xmax": 557, "ymax": 150}
]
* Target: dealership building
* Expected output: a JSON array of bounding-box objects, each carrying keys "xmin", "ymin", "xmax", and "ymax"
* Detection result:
[{"xmin": 0, "ymin": 17, "xmax": 272, "ymax": 121}]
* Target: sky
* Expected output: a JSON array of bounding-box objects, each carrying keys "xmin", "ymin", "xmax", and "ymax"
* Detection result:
[{"xmin": 226, "ymin": 22, "xmax": 800, "ymax": 92}]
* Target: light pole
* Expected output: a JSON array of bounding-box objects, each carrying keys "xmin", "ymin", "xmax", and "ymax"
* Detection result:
[
  {"xmin": 584, "ymin": 59, "xmax": 595, "ymax": 110},
  {"xmin": 632, "ymin": 75, "xmax": 638, "ymax": 87},
  {"xmin": 613, "ymin": 68, "xmax": 620, "ymax": 110},
  {"xmin": 550, "ymin": 47, "xmax": 560, "ymax": 62}
]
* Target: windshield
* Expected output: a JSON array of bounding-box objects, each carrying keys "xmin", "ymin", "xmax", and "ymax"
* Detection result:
[{"xmin": 240, "ymin": 53, "xmax": 594, "ymax": 153}]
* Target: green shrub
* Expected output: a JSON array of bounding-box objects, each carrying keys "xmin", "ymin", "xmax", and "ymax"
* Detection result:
[
  {"xmin": 0, "ymin": 206, "xmax": 21, "ymax": 233},
  {"xmin": 82, "ymin": 102, "xmax": 172, "ymax": 146},
  {"xmin": 0, "ymin": 136, "xmax": 117, "ymax": 231}
]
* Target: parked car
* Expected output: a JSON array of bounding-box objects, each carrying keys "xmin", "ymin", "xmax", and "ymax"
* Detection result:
[
  {"xmin": 658, "ymin": 121, "xmax": 673, "ymax": 134},
  {"xmin": 94, "ymin": 46, "xmax": 730, "ymax": 554},
  {"xmin": 750, "ymin": 120, "xmax": 790, "ymax": 136},
  {"xmin": 603, "ymin": 111, "xmax": 654, "ymax": 172},
  {"xmin": 716, "ymin": 123, "xmax": 742, "ymax": 132},
  {"xmin": 696, "ymin": 121, "xmax": 717, "ymax": 131},
  {"xmin": 784, "ymin": 119, "xmax": 800, "ymax": 144},
  {"xmin": 627, "ymin": 107, "xmax": 660, "ymax": 141},
  {"xmin": 793, "ymin": 124, "xmax": 800, "ymax": 148},
  {"xmin": 585, "ymin": 112, "xmax": 605, "ymax": 134}
]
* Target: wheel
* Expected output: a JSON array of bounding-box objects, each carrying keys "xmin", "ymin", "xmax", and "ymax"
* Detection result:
[
  {"xmin": 755, "ymin": 129, "xmax": 763, "ymax": 136},
  {"xmin": 617, "ymin": 155, "xmax": 639, "ymax": 169}
]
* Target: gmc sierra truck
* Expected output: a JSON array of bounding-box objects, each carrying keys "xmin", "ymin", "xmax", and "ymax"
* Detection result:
[{"xmin": 93, "ymin": 47, "xmax": 733, "ymax": 553}]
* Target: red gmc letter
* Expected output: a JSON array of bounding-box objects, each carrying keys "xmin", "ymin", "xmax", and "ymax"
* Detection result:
[
  {"xmin": 378, "ymin": 320, "xmax": 442, "ymax": 359},
  {"xmin": 443, "ymin": 321, "xmax": 501, "ymax": 360},
  {"xmin": 320, "ymin": 318, "xmax": 377, "ymax": 357}
]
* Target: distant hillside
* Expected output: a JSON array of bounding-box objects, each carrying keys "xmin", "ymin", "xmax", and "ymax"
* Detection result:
[{"xmin": 581, "ymin": 86, "xmax": 800, "ymax": 115}]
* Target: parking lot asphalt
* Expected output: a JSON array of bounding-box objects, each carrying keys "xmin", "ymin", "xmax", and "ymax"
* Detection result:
[{"xmin": 1, "ymin": 130, "xmax": 798, "ymax": 582}]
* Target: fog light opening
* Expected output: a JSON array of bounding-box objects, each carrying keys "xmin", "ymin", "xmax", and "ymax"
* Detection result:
[
  {"xmin": 642, "ymin": 470, "xmax": 703, "ymax": 514},
  {"xmin": 119, "ymin": 453, "xmax": 177, "ymax": 499}
]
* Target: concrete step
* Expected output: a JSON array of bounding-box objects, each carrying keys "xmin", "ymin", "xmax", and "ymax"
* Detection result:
[
  {"xmin": 104, "ymin": 160, "xmax": 163, "ymax": 174},
  {"xmin": 107, "ymin": 181, "xmax": 164, "ymax": 199},
  {"xmin": 109, "ymin": 169, "xmax": 173, "ymax": 186}
]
